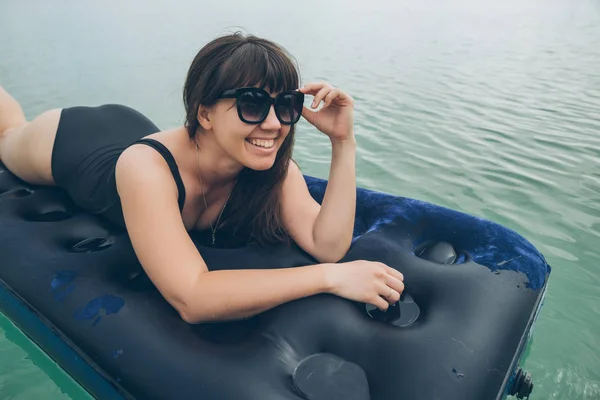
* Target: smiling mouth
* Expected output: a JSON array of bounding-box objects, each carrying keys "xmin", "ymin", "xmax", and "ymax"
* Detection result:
[{"xmin": 245, "ymin": 138, "xmax": 275, "ymax": 149}]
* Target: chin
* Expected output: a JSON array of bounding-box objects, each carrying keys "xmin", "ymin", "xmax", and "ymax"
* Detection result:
[{"xmin": 244, "ymin": 157, "xmax": 277, "ymax": 171}]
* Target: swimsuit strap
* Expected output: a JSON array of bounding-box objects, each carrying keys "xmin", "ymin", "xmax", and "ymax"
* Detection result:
[{"xmin": 132, "ymin": 138, "xmax": 186, "ymax": 212}]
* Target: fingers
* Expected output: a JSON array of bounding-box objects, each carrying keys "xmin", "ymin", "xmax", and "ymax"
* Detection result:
[
  {"xmin": 386, "ymin": 275, "xmax": 405, "ymax": 296},
  {"xmin": 323, "ymin": 89, "xmax": 341, "ymax": 108},
  {"xmin": 376, "ymin": 281, "xmax": 401, "ymax": 305},
  {"xmin": 371, "ymin": 275, "xmax": 403, "ymax": 310},
  {"xmin": 299, "ymin": 82, "xmax": 353, "ymax": 110},
  {"xmin": 299, "ymin": 81, "xmax": 331, "ymax": 95},
  {"xmin": 301, "ymin": 105, "xmax": 317, "ymax": 125},
  {"xmin": 371, "ymin": 295, "xmax": 391, "ymax": 311},
  {"xmin": 373, "ymin": 263, "xmax": 405, "ymax": 306},
  {"xmin": 311, "ymin": 85, "xmax": 332, "ymax": 109},
  {"xmin": 386, "ymin": 267, "xmax": 404, "ymax": 282}
]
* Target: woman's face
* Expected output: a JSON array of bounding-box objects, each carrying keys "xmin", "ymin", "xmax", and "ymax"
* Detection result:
[{"xmin": 205, "ymin": 89, "xmax": 292, "ymax": 171}]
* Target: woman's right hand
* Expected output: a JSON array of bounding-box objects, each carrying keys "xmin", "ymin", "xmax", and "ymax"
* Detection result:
[{"xmin": 323, "ymin": 261, "xmax": 405, "ymax": 311}]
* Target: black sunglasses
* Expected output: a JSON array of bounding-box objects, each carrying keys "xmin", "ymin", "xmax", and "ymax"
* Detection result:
[{"xmin": 218, "ymin": 87, "xmax": 304, "ymax": 125}]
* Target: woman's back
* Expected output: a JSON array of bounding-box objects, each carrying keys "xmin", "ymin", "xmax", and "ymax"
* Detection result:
[{"xmin": 51, "ymin": 104, "xmax": 175, "ymax": 226}]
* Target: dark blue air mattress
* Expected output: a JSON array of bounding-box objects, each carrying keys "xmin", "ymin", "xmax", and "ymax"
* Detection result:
[{"xmin": 0, "ymin": 162, "xmax": 550, "ymax": 400}]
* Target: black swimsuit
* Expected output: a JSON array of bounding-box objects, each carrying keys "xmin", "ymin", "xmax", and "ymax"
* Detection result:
[{"xmin": 51, "ymin": 104, "xmax": 186, "ymax": 229}]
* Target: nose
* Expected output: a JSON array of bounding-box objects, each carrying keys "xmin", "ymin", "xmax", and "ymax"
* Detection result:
[{"xmin": 260, "ymin": 105, "xmax": 281, "ymax": 130}]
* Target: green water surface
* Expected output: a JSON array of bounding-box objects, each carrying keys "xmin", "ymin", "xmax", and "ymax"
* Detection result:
[{"xmin": 1, "ymin": 0, "xmax": 599, "ymax": 398}]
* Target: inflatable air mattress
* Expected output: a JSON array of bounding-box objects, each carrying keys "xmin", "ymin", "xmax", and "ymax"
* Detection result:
[{"xmin": 0, "ymin": 162, "xmax": 550, "ymax": 400}]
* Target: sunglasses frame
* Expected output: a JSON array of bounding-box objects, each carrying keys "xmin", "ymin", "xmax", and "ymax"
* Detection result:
[{"xmin": 218, "ymin": 87, "xmax": 304, "ymax": 125}]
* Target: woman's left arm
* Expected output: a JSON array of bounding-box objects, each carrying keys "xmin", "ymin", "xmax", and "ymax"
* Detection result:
[{"xmin": 281, "ymin": 82, "xmax": 357, "ymax": 263}]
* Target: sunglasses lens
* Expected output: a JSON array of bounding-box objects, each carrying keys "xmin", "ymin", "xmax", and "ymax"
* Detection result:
[
  {"xmin": 238, "ymin": 90, "xmax": 269, "ymax": 122},
  {"xmin": 275, "ymin": 92, "xmax": 303, "ymax": 124}
]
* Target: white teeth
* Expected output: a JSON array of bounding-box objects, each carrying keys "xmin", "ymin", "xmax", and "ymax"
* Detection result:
[{"xmin": 247, "ymin": 138, "xmax": 274, "ymax": 148}]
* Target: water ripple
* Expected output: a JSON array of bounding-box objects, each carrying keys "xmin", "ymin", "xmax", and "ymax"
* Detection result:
[{"xmin": 2, "ymin": 0, "xmax": 600, "ymax": 398}]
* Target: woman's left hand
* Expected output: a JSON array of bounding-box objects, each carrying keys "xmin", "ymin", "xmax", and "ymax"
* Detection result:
[{"xmin": 299, "ymin": 82, "xmax": 355, "ymax": 143}]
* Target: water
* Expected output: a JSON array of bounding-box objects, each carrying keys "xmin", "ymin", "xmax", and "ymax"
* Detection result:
[{"xmin": 1, "ymin": 0, "xmax": 599, "ymax": 398}]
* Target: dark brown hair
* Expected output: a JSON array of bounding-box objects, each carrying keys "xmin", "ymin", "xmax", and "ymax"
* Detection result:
[{"xmin": 183, "ymin": 32, "xmax": 300, "ymax": 246}]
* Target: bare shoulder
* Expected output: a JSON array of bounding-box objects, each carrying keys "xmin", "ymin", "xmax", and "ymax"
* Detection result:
[
  {"xmin": 116, "ymin": 142, "xmax": 176, "ymax": 187},
  {"xmin": 283, "ymin": 158, "xmax": 303, "ymax": 185},
  {"xmin": 281, "ymin": 159, "xmax": 313, "ymax": 200},
  {"xmin": 114, "ymin": 145, "xmax": 209, "ymax": 319},
  {"xmin": 115, "ymin": 144, "xmax": 179, "ymax": 208}
]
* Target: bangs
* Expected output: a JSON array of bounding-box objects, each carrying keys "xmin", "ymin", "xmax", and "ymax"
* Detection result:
[{"xmin": 214, "ymin": 42, "xmax": 299, "ymax": 97}]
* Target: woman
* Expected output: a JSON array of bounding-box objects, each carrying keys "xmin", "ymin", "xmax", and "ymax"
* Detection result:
[{"xmin": 0, "ymin": 32, "xmax": 404, "ymax": 323}]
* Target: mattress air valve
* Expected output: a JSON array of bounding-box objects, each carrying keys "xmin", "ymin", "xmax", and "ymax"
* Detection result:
[
  {"xmin": 365, "ymin": 293, "xmax": 420, "ymax": 327},
  {"xmin": 509, "ymin": 368, "xmax": 534, "ymax": 399}
]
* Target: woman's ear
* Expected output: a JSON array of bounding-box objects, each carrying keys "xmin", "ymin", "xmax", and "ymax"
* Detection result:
[{"xmin": 196, "ymin": 105, "xmax": 212, "ymax": 130}]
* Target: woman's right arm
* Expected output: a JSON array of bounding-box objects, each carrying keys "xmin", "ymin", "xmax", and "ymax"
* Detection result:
[{"xmin": 115, "ymin": 146, "xmax": 404, "ymax": 324}]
